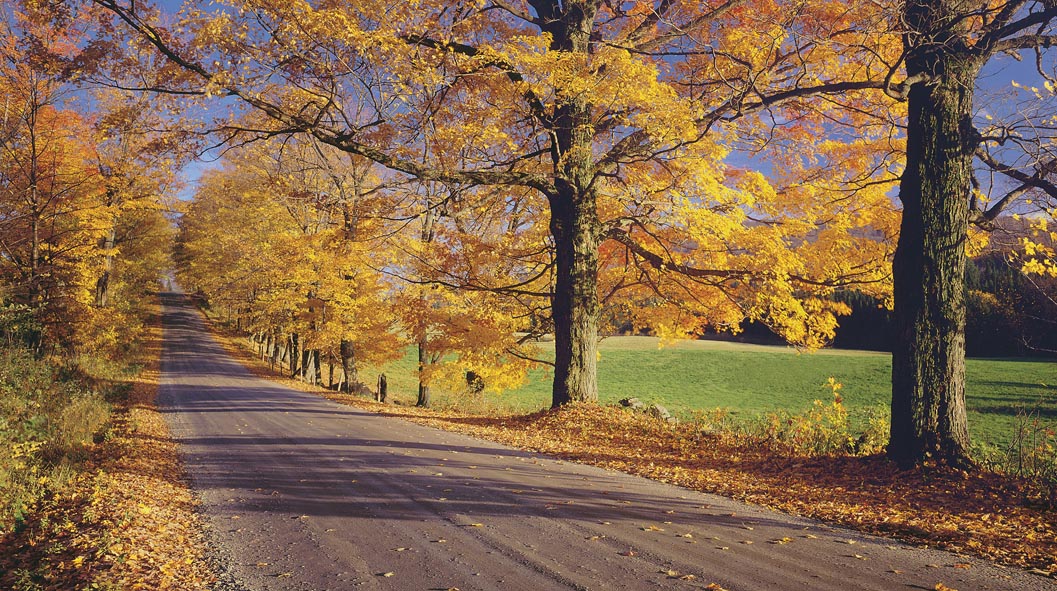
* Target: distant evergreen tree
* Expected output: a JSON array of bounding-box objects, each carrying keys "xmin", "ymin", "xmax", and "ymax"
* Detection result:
[{"xmin": 829, "ymin": 252, "xmax": 1057, "ymax": 358}]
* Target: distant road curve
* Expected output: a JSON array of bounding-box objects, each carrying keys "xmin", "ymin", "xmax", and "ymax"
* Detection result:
[{"xmin": 157, "ymin": 292, "xmax": 1047, "ymax": 591}]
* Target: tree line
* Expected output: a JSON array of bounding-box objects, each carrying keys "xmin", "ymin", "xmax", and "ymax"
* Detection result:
[
  {"xmin": 0, "ymin": 2, "xmax": 175, "ymax": 356},
  {"xmin": 15, "ymin": 0, "xmax": 1055, "ymax": 469}
]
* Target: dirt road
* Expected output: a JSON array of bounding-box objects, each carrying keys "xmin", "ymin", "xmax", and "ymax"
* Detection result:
[{"xmin": 157, "ymin": 292, "xmax": 1049, "ymax": 591}]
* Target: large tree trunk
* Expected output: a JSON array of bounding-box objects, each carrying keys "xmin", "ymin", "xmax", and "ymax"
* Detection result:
[
  {"xmin": 539, "ymin": 0, "xmax": 601, "ymax": 407},
  {"xmin": 339, "ymin": 339, "xmax": 358, "ymax": 393},
  {"xmin": 889, "ymin": 1, "xmax": 980, "ymax": 467},
  {"xmin": 548, "ymin": 182, "xmax": 600, "ymax": 407}
]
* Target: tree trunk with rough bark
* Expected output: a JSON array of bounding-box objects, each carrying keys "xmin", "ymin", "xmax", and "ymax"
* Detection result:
[
  {"xmin": 889, "ymin": 0, "xmax": 980, "ymax": 467},
  {"xmin": 340, "ymin": 339, "xmax": 358, "ymax": 393},
  {"xmin": 94, "ymin": 227, "xmax": 115, "ymax": 308},
  {"xmin": 534, "ymin": 0, "xmax": 602, "ymax": 407}
]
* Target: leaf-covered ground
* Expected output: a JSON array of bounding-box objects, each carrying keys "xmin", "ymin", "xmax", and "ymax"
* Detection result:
[
  {"xmin": 356, "ymin": 401, "xmax": 1057, "ymax": 577},
  {"xmin": 210, "ymin": 327, "xmax": 1057, "ymax": 580},
  {"xmin": 0, "ymin": 309, "xmax": 215, "ymax": 591}
]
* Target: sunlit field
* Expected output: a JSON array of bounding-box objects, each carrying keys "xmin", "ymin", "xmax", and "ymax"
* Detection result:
[{"xmin": 360, "ymin": 336, "xmax": 1056, "ymax": 450}]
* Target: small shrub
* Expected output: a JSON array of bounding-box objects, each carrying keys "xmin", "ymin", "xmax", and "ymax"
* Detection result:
[
  {"xmin": 976, "ymin": 406, "xmax": 1057, "ymax": 507},
  {"xmin": 696, "ymin": 378, "xmax": 890, "ymax": 458},
  {"xmin": 0, "ymin": 347, "xmax": 114, "ymax": 533},
  {"xmin": 853, "ymin": 404, "xmax": 891, "ymax": 455},
  {"xmin": 757, "ymin": 378, "xmax": 853, "ymax": 456}
]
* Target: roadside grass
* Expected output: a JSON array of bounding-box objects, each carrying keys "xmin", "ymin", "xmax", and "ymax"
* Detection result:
[
  {"xmin": 0, "ymin": 302, "xmax": 213, "ymax": 591},
  {"xmin": 0, "ymin": 347, "xmax": 116, "ymax": 535},
  {"xmin": 355, "ymin": 336, "xmax": 1056, "ymax": 451}
]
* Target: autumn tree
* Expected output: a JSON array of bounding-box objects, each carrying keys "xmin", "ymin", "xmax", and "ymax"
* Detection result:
[
  {"xmin": 0, "ymin": 4, "xmax": 109, "ymax": 349},
  {"xmin": 390, "ymin": 181, "xmax": 548, "ymax": 407},
  {"xmin": 176, "ymin": 136, "xmax": 408, "ymax": 385},
  {"xmin": 886, "ymin": 0, "xmax": 1057, "ymax": 466},
  {"xmin": 95, "ymin": 0, "xmax": 904, "ymax": 408}
]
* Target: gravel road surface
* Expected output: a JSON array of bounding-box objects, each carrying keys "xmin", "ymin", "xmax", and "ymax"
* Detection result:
[{"xmin": 157, "ymin": 292, "xmax": 1051, "ymax": 591}]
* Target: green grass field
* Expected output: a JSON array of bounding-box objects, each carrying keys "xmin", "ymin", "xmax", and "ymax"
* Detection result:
[{"xmin": 356, "ymin": 336, "xmax": 1056, "ymax": 450}]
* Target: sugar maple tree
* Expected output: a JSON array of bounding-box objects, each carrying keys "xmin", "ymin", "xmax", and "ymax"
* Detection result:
[
  {"xmin": 887, "ymin": 0, "xmax": 1057, "ymax": 466},
  {"xmin": 177, "ymin": 137, "xmax": 403, "ymax": 385},
  {"xmin": 0, "ymin": 3, "xmax": 109, "ymax": 350},
  {"xmin": 390, "ymin": 181, "xmax": 549, "ymax": 406},
  {"xmin": 178, "ymin": 134, "xmax": 545, "ymax": 400},
  {"xmin": 96, "ymin": 0, "xmax": 904, "ymax": 408},
  {"xmin": 0, "ymin": 1, "xmax": 179, "ymax": 355}
]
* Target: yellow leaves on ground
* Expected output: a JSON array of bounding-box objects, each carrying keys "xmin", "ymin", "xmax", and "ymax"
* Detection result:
[
  {"xmin": 332, "ymin": 400, "xmax": 1057, "ymax": 578},
  {"xmin": 0, "ymin": 303, "xmax": 214, "ymax": 590}
]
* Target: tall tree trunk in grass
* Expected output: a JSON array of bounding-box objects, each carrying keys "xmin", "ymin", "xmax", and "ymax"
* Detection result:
[
  {"xmin": 889, "ymin": 0, "xmax": 982, "ymax": 468},
  {"xmin": 548, "ymin": 181, "xmax": 600, "ymax": 407}
]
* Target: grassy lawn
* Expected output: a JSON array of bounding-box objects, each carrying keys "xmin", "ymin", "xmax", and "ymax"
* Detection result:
[{"xmin": 355, "ymin": 336, "xmax": 1056, "ymax": 450}]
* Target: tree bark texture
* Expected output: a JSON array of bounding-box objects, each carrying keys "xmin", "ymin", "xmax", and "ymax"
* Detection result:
[
  {"xmin": 340, "ymin": 339, "xmax": 358, "ymax": 393},
  {"xmin": 889, "ymin": 0, "xmax": 980, "ymax": 467},
  {"xmin": 535, "ymin": 0, "xmax": 602, "ymax": 407}
]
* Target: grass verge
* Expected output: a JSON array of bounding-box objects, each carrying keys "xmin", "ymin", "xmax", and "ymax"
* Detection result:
[{"xmin": 0, "ymin": 300, "xmax": 214, "ymax": 591}]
